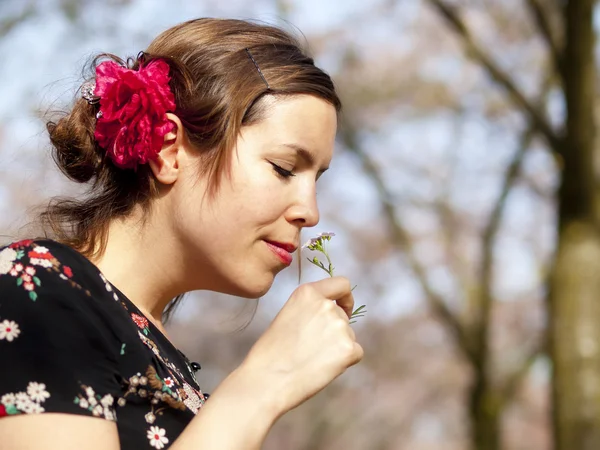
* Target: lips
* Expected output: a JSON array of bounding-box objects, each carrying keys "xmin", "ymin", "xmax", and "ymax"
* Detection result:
[
  {"xmin": 264, "ymin": 240, "xmax": 296, "ymax": 265},
  {"xmin": 265, "ymin": 241, "xmax": 297, "ymax": 253}
]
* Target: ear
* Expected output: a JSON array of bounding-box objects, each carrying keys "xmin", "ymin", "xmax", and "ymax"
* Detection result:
[{"xmin": 148, "ymin": 113, "xmax": 184, "ymax": 185}]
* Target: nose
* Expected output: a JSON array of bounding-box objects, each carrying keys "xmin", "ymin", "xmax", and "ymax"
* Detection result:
[{"xmin": 285, "ymin": 186, "xmax": 320, "ymax": 228}]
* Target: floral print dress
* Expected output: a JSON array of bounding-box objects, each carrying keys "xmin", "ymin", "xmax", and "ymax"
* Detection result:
[{"xmin": 0, "ymin": 239, "xmax": 207, "ymax": 449}]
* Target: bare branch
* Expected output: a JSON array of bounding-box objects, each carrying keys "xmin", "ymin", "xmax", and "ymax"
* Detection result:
[
  {"xmin": 339, "ymin": 122, "xmax": 476, "ymax": 364},
  {"xmin": 425, "ymin": 0, "xmax": 562, "ymax": 150},
  {"xmin": 473, "ymin": 71, "xmax": 553, "ymax": 382},
  {"xmin": 501, "ymin": 337, "xmax": 547, "ymax": 406},
  {"xmin": 524, "ymin": 0, "xmax": 563, "ymax": 78}
]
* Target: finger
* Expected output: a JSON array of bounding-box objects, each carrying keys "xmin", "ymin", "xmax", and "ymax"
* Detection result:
[
  {"xmin": 346, "ymin": 324, "xmax": 356, "ymax": 341},
  {"xmin": 309, "ymin": 277, "xmax": 355, "ymax": 319},
  {"xmin": 349, "ymin": 342, "xmax": 364, "ymax": 366}
]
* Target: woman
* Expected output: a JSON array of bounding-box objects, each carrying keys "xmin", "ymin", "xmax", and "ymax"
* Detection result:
[{"xmin": 0, "ymin": 18, "xmax": 363, "ymax": 449}]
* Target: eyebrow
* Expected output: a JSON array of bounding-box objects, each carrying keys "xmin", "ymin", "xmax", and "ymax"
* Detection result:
[{"xmin": 280, "ymin": 143, "xmax": 329, "ymax": 174}]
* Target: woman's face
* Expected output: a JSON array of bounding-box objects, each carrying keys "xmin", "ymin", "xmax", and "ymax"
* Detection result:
[{"xmin": 173, "ymin": 94, "xmax": 337, "ymax": 297}]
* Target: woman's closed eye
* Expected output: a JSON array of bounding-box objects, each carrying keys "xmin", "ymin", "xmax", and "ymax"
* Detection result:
[{"xmin": 269, "ymin": 162, "xmax": 296, "ymax": 179}]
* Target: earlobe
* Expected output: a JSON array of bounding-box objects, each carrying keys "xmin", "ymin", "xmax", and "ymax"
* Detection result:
[{"xmin": 148, "ymin": 113, "xmax": 183, "ymax": 185}]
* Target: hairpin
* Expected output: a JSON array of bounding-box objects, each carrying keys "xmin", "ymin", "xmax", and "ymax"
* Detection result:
[{"xmin": 245, "ymin": 48, "xmax": 270, "ymax": 90}]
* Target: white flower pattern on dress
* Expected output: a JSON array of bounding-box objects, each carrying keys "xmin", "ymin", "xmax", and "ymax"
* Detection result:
[
  {"xmin": 99, "ymin": 273, "xmax": 120, "ymax": 301},
  {"xmin": 0, "ymin": 382, "xmax": 50, "ymax": 416},
  {"xmin": 26, "ymin": 382, "xmax": 50, "ymax": 403},
  {"xmin": 2, "ymin": 239, "xmax": 209, "ymax": 448},
  {"xmin": 29, "ymin": 258, "xmax": 53, "ymax": 268},
  {"xmin": 147, "ymin": 426, "xmax": 169, "ymax": 449},
  {"xmin": 0, "ymin": 248, "xmax": 17, "ymax": 275},
  {"xmin": 74, "ymin": 385, "xmax": 116, "ymax": 421},
  {"xmin": 0, "ymin": 319, "xmax": 20, "ymax": 341},
  {"xmin": 182, "ymin": 382, "xmax": 203, "ymax": 414},
  {"xmin": 1, "ymin": 393, "xmax": 16, "ymax": 406}
]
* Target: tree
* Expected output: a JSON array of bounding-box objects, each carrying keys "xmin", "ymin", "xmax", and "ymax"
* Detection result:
[{"xmin": 339, "ymin": 0, "xmax": 597, "ymax": 448}]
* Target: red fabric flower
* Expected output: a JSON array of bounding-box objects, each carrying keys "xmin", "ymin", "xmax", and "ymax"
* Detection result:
[
  {"xmin": 28, "ymin": 250, "xmax": 52, "ymax": 260},
  {"xmin": 9, "ymin": 239, "xmax": 33, "ymax": 249},
  {"xmin": 63, "ymin": 266, "xmax": 73, "ymax": 278},
  {"xmin": 0, "ymin": 404, "xmax": 6, "ymax": 417},
  {"xmin": 94, "ymin": 60, "xmax": 176, "ymax": 169},
  {"xmin": 131, "ymin": 313, "xmax": 149, "ymax": 330}
]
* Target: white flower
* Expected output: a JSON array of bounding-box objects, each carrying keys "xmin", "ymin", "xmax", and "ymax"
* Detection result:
[
  {"xmin": 163, "ymin": 377, "xmax": 175, "ymax": 388},
  {"xmin": 34, "ymin": 246, "xmax": 49, "ymax": 254},
  {"xmin": 0, "ymin": 320, "xmax": 21, "ymax": 342},
  {"xmin": 85, "ymin": 386, "xmax": 95, "ymax": 398},
  {"xmin": 27, "ymin": 382, "xmax": 50, "ymax": 403},
  {"xmin": 79, "ymin": 398, "xmax": 89, "ymax": 409},
  {"xmin": 30, "ymin": 403, "xmax": 45, "ymax": 413},
  {"xmin": 104, "ymin": 407, "xmax": 115, "ymax": 421},
  {"xmin": 14, "ymin": 393, "xmax": 32, "ymax": 411},
  {"xmin": 88, "ymin": 396, "xmax": 97, "ymax": 407},
  {"xmin": 100, "ymin": 394, "xmax": 114, "ymax": 408},
  {"xmin": 302, "ymin": 232, "xmax": 336, "ymax": 249},
  {"xmin": 147, "ymin": 426, "xmax": 169, "ymax": 449},
  {"xmin": 99, "ymin": 273, "xmax": 113, "ymax": 292},
  {"xmin": 92, "ymin": 404, "xmax": 103, "ymax": 416},
  {"xmin": 317, "ymin": 232, "xmax": 335, "ymax": 239},
  {"xmin": 24, "ymin": 266, "xmax": 36, "ymax": 275},
  {"xmin": 117, "ymin": 397, "xmax": 126, "ymax": 407},
  {"xmin": 182, "ymin": 383, "xmax": 202, "ymax": 414},
  {"xmin": 1, "ymin": 393, "xmax": 16, "ymax": 406},
  {"xmin": 30, "ymin": 258, "xmax": 52, "ymax": 268},
  {"xmin": 0, "ymin": 248, "xmax": 17, "ymax": 275},
  {"xmin": 145, "ymin": 412, "xmax": 156, "ymax": 424},
  {"xmin": 302, "ymin": 237, "xmax": 320, "ymax": 249},
  {"xmin": 21, "ymin": 402, "xmax": 37, "ymax": 414}
]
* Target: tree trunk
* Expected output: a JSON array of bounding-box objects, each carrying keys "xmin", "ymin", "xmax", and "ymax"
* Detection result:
[
  {"xmin": 469, "ymin": 377, "xmax": 501, "ymax": 450},
  {"xmin": 550, "ymin": 1, "xmax": 600, "ymax": 449}
]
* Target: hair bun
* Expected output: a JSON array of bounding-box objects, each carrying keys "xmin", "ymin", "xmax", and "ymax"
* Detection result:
[{"xmin": 47, "ymin": 98, "xmax": 101, "ymax": 183}]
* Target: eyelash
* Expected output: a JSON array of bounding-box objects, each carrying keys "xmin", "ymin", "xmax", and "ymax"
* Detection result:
[{"xmin": 270, "ymin": 162, "xmax": 296, "ymax": 179}]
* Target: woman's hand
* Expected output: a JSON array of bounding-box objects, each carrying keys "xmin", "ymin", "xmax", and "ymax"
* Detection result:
[{"xmin": 240, "ymin": 276, "xmax": 364, "ymax": 417}]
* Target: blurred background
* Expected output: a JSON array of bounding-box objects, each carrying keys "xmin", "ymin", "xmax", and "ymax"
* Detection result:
[{"xmin": 1, "ymin": 0, "xmax": 598, "ymax": 449}]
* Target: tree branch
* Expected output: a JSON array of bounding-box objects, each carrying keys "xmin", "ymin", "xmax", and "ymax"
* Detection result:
[
  {"xmin": 471, "ymin": 122, "xmax": 536, "ymax": 377},
  {"xmin": 473, "ymin": 71, "xmax": 553, "ymax": 387},
  {"xmin": 500, "ymin": 337, "xmax": 547, "ymax": 407},
  {"xmin": 339, "ymin": 123, "xmax": 476, "ymax": 364},
  {"xmin": 524, "ymin": 0, "xmax": 563, "ymax": 79},
  {"xmin": 425, "ymin": 0, "xmax": 562, "ymax": 151}
]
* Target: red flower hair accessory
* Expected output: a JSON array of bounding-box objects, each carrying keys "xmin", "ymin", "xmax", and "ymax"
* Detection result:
[{"xmin": 92, "ymin": 59, "xmax": 176, "ymax": 169}]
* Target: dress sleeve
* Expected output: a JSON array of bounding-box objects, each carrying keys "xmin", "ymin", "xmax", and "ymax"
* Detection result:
[{"xmin": 0, "ymin": 240, "xmax": 123, "ymax": 421}]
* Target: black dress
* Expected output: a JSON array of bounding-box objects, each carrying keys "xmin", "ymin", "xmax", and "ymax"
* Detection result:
[{"xmin": 0, "ymin": 239, "xmax": 207, "ymax": 449}]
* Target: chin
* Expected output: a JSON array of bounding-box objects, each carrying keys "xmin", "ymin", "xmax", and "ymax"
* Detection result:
[
  {"xmin": 236, "ymin": 282, "xmax": 272, "ymax": 299},
  {"xmin": 222, "ymin": 274, "xmax": 274, "ymax": 299}
]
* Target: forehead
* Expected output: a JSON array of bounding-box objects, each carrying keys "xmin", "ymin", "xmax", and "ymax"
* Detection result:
[{"xmin": 251, "ymin": 95, "xmax": 338, "ymax": 158}]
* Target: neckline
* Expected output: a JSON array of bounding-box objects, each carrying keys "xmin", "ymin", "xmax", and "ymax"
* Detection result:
[{"xmin": 108, "ymin": 279, "xmax": 200, "ymax": 386}]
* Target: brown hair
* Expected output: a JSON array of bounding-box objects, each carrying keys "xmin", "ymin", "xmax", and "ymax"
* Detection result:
[{"xmin": 42, "ymin": 18, "xmax": 342, "ymax": 321}]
